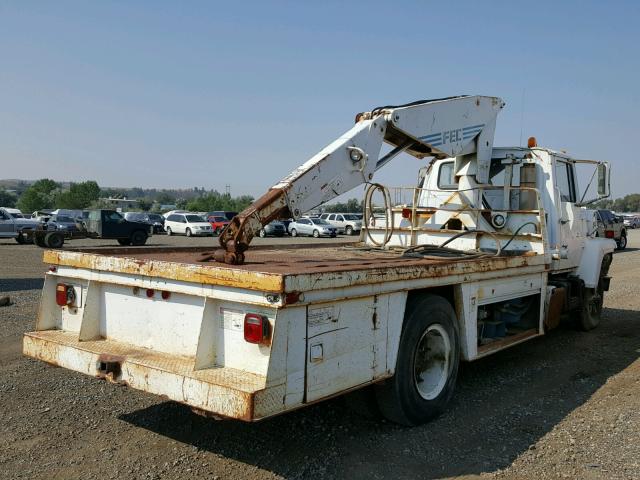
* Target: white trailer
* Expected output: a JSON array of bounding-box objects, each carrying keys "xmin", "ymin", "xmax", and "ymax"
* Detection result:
[{"xmin": 24, "ymin": 96, "xmax": 615, "ymax": 425}]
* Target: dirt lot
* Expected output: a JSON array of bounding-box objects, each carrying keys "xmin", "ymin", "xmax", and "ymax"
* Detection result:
[{"xmin": 1, "ymin": 232, "xmax": 639, "ymax": 480}]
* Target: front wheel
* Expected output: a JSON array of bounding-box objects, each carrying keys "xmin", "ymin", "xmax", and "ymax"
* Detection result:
[
  {"xmin": 15, "ymin": 233, "xmax": 26, "ymax": 244},
  {"xmin": 375, "ymin": 294, "xmax": 460, "ymax": 426},
  {"xmin": 117, "ymin": 238, "xmax": 131, "ymax": 246},
  {"xmin": 186, "ymin": 228, "xmax": 192, "ymax": 237},
  {"xmin": 312, "ymin": 229, "xmax": 320, "ymax": 238},
  {"xmin": 345, "ymin": 225, "xmax": 353, "ymax": 236},
  {"xmin": 290, "ymin": 228, "xmax": 298, "ymax": 237},
  {"xmin": 166, "ymin": 227, "xmax": 172, "ymax": 236},
  {"xmin": 259, "ymin": 229, "xmax": 267, "ymax": 238},
  {"xmin": 617, "ymin": 234, "xmax": 627, "ymax": 250},
  {"xmin": 580, "ymin": 287, "xmax": 603, "ymax": 331}
]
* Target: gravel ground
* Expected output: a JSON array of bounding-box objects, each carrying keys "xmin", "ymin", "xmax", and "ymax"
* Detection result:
[{"xmin": 0, "ymin": 232, "xmax": 639, "ymax": 480}]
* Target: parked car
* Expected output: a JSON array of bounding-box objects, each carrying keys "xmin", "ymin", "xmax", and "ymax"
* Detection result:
[
  {"xmin": 207, "ymin": 215, "xmax": 230, "ymax": 235},
  {"xmin": 162, "ymin": 209, "xmax": 189, "ymax": 219},
  {"xmin": 258, "ymin": 221, "xmax": 286, "ymax": 237},
  {"xmin": 208, "ymin": 211, "xmax": 238, "ymax": 221},
  {"xmin": 165, "ymin": 213, "xmax": 213, "ymax": 237},
  {"xmin": 596, "ymin": 209, "xmax": 627, "ymax": 249},
  {"xmin": 319, "ymin": 212, "xmax": 362, "ymax": 235},
  {"xmin": 123, "ymin": 212, "xmax": 165, "ymax": 233},
  {"xmin": 288, "ymin": 217, "xmax": 337, "ymax": 238},
  {"xmin": 623, "ymin": 215, "xmax": 640, "ymax": 229},
  {"xmin": 3, "ymin": 207, "xmax": 27, "ymax": 219},
  {"xmin": 48, "ymin": 214, "xmax": 81, "ymax": 232},
  {"xmin": 0, "ymin": 207, "xmax": 39, "ymax": 243},
  {"xmin": 281, "ymin": 218, "xmax": 293, "ymax": 234}
]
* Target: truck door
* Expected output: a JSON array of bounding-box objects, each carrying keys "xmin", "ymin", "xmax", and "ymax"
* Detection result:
[
  {"xmin": 102, "ymin": 210, "xmax": 128, "ymax": 238},
  {"xmin": 554, "ymin": 158, "xmax": 582, "ymax": 267},
  {"xmin": 0, "ymin": 210, "xmax": 15, "ymax": 236}
]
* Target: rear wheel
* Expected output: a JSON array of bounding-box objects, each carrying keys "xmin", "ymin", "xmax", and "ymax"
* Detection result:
[
  {"xmin": 617, "ymin": 234, "xmax": 627, "ymax": 250},
  {"xmin": 375, "ymin": 294, "xmax": 460, "ymax": 426},
  {"xmin": 345, "ymin": 225, "xmax": 353, "ymax": 236},
  {"xmin": 259, "ymin": 229, "xmax": 267, "ymax": 238},
  {"xmin": 186, "ymin": 228, "xmax": 192, "ymax": 237},
  {"xmin": 118, "ymin": 238, "xmax": 131, "ymax": 246},
  {"xmin": 44, "ymin": 232, "xmax": 64, "ymax": 249},
  {"xmin": 312, "ymin": 229, "xmax": 320, "ymax": 238},
  {"xmin": 290, "ymin": 228, "xmax": 298, "ymax": 237},
  {"xmin": 130, "ymin": 230, "xmax": 148, "ymax": 246},
  {"xmin": 166, "ymin": 227, "xmax": 172, "ymax": 236}
]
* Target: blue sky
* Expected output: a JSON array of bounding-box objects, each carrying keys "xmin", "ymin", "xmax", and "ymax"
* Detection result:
[{"xmin": 1, "ymin": 1, "xmax": 638, "ymax": 199}]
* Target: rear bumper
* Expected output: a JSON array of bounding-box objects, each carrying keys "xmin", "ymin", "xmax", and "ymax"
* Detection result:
[{"xmin": 23, "ymin": 330, "xmax": 280, "ymax": 421}]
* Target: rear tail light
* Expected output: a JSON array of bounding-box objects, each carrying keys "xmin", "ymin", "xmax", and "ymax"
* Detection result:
[
  {"xmin": 244, "ymin": 313, "xmax": 270, "ymax": 344},
  {"xmin": 402, "ymin": 208, "xmax": 412, "ymax": 220},
  {"xmin": 146, "ymin": 289, "xmax": 155, "ymax": 298},
  {"xmin": 56, "ymin": 283, "xmax": 76, "ymax": 307},
  {"xmin": 605, "ymin": 230, "xmax": 614, "ymax": 239}
]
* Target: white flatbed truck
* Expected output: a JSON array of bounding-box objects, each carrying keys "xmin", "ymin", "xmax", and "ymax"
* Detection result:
[{"xmin": 24, "ymin": 96, "xmax": 615, "ymax": 425}]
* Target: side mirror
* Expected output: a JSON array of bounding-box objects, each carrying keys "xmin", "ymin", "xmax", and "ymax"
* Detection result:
[{"xmin": 597, "ymin": 163, "xmax": 610, "ymax": 197}]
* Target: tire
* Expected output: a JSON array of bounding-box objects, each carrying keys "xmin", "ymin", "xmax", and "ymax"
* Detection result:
[
  {"xmin": 130, "ymin": 230, "xmax": 148, "ymax": 246},
  {"xmin": 313, "ymin": 229, "xmax": 320, "ymax": 238},
  {"xmin": 375, "ymin": 294, "xmax": 460, "ymax": 426},
  {"xmin": 117, "ymin": 239, "xmax": 131, "ymax": 246},
  {"xmin": 44, "ymin": 232, "xmax": 64, "ymax": 249},
  {"xmin": 290, "ymin": 228, "xmax": 298, "ymax": 237},
  {"xmin": 580, "ymin": 287, "xmax": 603, "ymax": 331},
  {"xmin": 617, "ymin": 234, "xmax": 627, "ymax": 250},
  {"xmin": 35, "ymin": 233, "xmax": 47, "ymax": 248},
  {"xmin": 259, "ymin": 229, "xmax": 267, "ymax": 238},
  {"xmin": 166, "ymin": 227, "xmax": 172, "ymax": 236},
  {"xmin": 345, "ymin": 225, "xmax": 353, "ymax": 236},
  {"xmin": 15, "ymin": 233, "xmax": 26, "ymax": 244},
  {"xmin": 186, "ymin": 228, "xmax": 192, "ymax": 237}
]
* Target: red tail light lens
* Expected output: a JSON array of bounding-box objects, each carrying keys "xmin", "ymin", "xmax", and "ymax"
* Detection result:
[
  {"xmin": 161, "ymin": 290, "xmax": 171, "ymax": 300},
  {"xmin": 605, "ymin": 230, "xmax": 614, "ymax": 239},
  {"xmin": 244, "ymin": 313, "xmax": 270, "ymax": 344},
  {"xmin": 402, "ymin": 208, "xmax": 412, "ymax": 220},
  {"xmin": 56, "ymin": 283, "xmax": 75, "ymax": 307},
  {"xmin": 146, "ymin": 289, "xmax": 155, "ymax": 298}
]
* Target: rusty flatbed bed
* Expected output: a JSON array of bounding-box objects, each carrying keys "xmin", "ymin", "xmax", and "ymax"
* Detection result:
[{"xmin": 44, "ymin": 244, "xmax": 547, "ymax": 294}]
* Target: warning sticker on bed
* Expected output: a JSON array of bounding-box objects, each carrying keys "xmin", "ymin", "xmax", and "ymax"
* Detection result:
[
  {"xmin": 308, "ymin": 306, "xmax": 336, "ymax": 327},
  {"xmin": 219, "ymin": 308, "xmax": 244, "ymax": 332}
]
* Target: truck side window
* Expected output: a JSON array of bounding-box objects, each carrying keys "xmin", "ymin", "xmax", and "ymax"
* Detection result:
[
  {"xmin": 555, "ymin": 160, "xmax": 576, "ymax": 202},
  {"xmin": 0, "ymin": 211, "xmax": 9, "ymax": 220},
  {"xmin": 437, "ymin": 162, "xmax": 457, "ymax": 190}
]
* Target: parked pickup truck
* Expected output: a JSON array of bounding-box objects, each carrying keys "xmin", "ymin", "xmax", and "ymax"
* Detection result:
[
  {"xmin": 0, "ymin": 207, "xmax": 39, "ymax": 243},
  {"xmin": 34, "ymin": 209, "xmax": 152, "ymax": 248},
  {"xmin": 596, "ymin": 209, "xmax": 627, "ymax": 249},
  {"xmin": 24, "ymin": 96, "xmax": 616, "ymax": 426}
]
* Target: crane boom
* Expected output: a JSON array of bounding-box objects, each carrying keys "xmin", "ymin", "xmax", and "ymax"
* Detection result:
[{"xmin": 214, "ymin": 95, "xmax": 504, "ymax": 264}]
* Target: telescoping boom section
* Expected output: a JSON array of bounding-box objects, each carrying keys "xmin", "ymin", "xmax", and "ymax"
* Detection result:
[{"xmin": 215, "ymin": 95, "xmax": 504, "ymax": 264}]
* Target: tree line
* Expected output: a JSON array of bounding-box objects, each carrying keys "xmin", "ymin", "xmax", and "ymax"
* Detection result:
[
  {"xmin": 594, "ymin": 194, "xmax": 640, "ymax": 213},
  {"xmin": 0, "ymin": 178, "xmax": 256, "ymax": 214}
]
